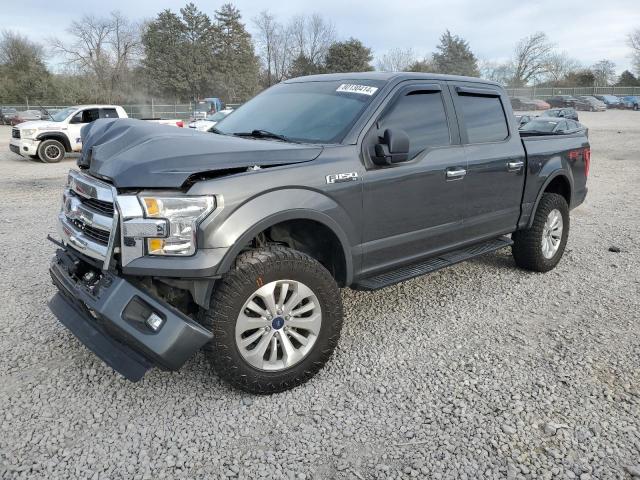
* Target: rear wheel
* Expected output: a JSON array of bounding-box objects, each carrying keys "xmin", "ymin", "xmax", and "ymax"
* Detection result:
[
  {"xmin": 37, "ymin": 139, "xmax": 65, "ymax": 163},
  {"xmin": 200, "ymin": 246, "xmax": 343, "ymax": 394},
  {"xmin": 512, "ymin": 193, "xmax": 569, "ymax": 272}
]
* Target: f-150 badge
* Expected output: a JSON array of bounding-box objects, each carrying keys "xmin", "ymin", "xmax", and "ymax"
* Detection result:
[{"xmin": 326, "ymin": 172, "xmax": 359, "ymax": 184}]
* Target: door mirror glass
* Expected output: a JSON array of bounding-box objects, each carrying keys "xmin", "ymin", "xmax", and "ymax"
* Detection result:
[{"xmin": 372, "ymin": 128, "xmax": 410, "ymax": 166}]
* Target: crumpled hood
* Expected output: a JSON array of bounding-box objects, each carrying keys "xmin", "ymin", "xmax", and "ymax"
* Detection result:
[{"xmin": 79, "ymin": 118, "xmax": 323, "ymax": 189}]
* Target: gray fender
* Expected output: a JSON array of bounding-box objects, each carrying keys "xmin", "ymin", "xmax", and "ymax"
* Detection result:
[
  {"xmin": 526, "ymin": 169, "xmax": 573, "ymax": 229},
  {"xmin": 203, "ymin": 189, "xmax": 356, "ymax": 284}
]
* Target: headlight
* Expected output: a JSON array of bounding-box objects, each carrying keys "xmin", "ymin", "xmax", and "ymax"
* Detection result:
[
  {"xmin": 140, "ymin": 195, "xmax": 215, "ymax": 256},
  {"xmin": 21, "ymin": 129, "xmax": 37, "ymax": 138}
]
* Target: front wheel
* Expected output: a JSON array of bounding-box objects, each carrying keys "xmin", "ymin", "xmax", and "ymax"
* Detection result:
[
  {"xmin": 37, "ymin": 139, "xmax": 65, "ymax": 163},
  {"xmin": 512, "ymin": 193, "xmax": 569, "ymax": 272},
  {"xmin": 201, "ymin": 246, "xmax": 343, "ymax": 394}
]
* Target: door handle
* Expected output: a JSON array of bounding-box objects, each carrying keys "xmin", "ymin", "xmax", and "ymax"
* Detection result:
[
  {"xmin": 507, "ymin": 160, "xmax": 524, "ymax": 172},
  {"xmin": 446, "ymin": 167, "xmax": 467, "ymax": 179}
]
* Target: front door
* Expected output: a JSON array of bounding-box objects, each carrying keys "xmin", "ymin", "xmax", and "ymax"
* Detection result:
[
  {"xmin": 449, "ymin": 83, "xmax": 526, "ymax": 242},
  {"xmin": 360, "ymin": 83, "xmax": 467, "ymax": 276},
  {"xmin": 68, "ymin": 108, "xmax": 100, "ymax": 151}
]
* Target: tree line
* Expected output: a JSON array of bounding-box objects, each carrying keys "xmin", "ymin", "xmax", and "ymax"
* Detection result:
[{"xmin": 1, "ymin": 3, "xmax": 639, "ymax": 105}]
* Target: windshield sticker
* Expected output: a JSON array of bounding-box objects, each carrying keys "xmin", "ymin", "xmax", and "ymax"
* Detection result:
[{"xmin": 336, "ymin": 84, "xmax": 378, "ymax": 96}]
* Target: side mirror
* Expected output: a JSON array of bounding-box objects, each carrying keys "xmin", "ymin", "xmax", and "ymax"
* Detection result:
[
  {"xmin": 372, "ymin": 128, "xmax": 410, "ymax": 166},
  {"xmin": 69, "ymin": 116, "xmax": 82, "ymax": 124}
]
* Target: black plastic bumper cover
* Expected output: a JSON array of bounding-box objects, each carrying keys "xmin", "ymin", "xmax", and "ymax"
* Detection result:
[{"xmin": 48, "ymin": 249, "xmax": 213, "ymax": 381}]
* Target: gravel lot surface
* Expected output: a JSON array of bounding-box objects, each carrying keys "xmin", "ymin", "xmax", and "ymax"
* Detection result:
[{"xmin": 0, "ymin": 112, "xmax": 639, "ymax": 479}]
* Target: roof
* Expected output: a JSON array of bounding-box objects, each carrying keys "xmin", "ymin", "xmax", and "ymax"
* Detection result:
[
  {"xmin": 284, "ymin": 71, "xmax": 501, "ymax": 87},
  {"xmin": 70, "ymin": 105, "xmax": 122, "ymax": 109}
]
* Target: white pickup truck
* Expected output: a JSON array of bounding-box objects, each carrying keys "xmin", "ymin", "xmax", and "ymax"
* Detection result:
[{"xmin": 9, "ymin": 105, "xmax": 184, "ymax": 163}]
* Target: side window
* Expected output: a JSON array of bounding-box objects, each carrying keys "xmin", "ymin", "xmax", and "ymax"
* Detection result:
[
  {"xmin": 379, "ymin": 91, "xmax": 451, "ymax": 159},
  {"xmin": 100, "ymin": 108, "xmax": 118, "ymax": 119},
  {"xmin": 458, "ymin": 94, "xmax": 509, "ymax": 143},
  {"xmin": 81, "ymin": 109, "xmax": 100, "ymax": 123}
]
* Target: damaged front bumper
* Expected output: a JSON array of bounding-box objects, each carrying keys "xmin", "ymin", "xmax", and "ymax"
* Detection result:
[{"xmin": 48, "ymin": 248, "xmax": 213, "ymax": 381}]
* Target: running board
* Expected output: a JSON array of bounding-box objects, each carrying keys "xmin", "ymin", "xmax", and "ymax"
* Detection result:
[{"xmin": 353, "ymin": 236, "xmax": 513, "ymax": 291}]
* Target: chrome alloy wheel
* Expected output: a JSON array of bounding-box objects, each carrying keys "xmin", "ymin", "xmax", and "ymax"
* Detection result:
[
  {"xmin": 235, "ymin": 280, "xmax": 322, "ymax": 371},
  {"xmin": 541, "ymin": 208, "xmax": 563, "ymax": 259}
]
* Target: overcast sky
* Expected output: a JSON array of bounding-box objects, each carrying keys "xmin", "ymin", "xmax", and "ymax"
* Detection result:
[{"xmin": 4, "ymin": 0, "xmax": 639, "ymax": 74}]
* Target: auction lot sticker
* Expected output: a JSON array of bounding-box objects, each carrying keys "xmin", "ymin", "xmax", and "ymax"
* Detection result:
[{"xmin": 336, "ymin": 84, "xmax": 379, "ymax": 95}]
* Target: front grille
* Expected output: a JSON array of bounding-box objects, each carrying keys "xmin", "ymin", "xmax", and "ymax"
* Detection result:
[
  {"xmin": 12, "ymin": 128, "xmax": 20, "ymax": 139},
  {"xmin": 82, "ymin": 198, "xmax": 115, "ymax": 216},
  {"xmin": 59, "ymin": 171, "xmax": 117, "ymax": 264},
  {"xmin": 71, "ymin": 219, "xmax": 111, "ymax": 245}
]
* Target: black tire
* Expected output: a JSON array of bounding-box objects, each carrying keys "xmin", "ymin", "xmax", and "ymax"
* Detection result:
[
  {"xmin": 200, "ymin": 246, "xmax": 343, "ymax": 394},
  {"xmin": 37, "ymin": 139, "xmax": 65, "ymax": 163},
  {"xmin": 512, "ymin": 193, "xmax": 569, "ymax": 272},
  {"xmin": 634, "ymin": 104, "xmax": 639, "ymax": 111}
]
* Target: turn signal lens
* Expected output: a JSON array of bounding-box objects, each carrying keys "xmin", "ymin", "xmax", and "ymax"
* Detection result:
[
  {"xmin": 144, "ymin": 198, "xmax": 160, "ymax": 216},
  {"xmin": 147, "ymin": 238, "xmax": 165, "ymax": 254}
]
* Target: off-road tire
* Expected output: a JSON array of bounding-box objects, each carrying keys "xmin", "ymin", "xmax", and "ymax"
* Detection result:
[
  {"xmin": 37, "ymin": 139, "xmax": 65, "ymax": 163},
  {"xmin": 512, "ymin": 193, "xmax": 570, "ymax": 272},
  {"xmin": 200, "ymin": 246, "xmax": 343, "ymax": 394}
]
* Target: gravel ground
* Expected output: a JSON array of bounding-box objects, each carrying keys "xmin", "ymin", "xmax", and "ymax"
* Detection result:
[{"xmin": 0, "ymin": 112, "xmax": 639, "ymax": 480}]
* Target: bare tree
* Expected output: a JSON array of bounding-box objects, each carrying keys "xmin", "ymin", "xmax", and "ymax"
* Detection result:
[
  {"xmin": 253, "ymin": 11, "xmax": 292, "ymax": 86},
  {"xmin": 628, "ymin": 29, "xmax": 640, "ymax": 75},
  {"xmin": 479, "ymin": 59, "xmax": 513, "ymax": 85},
  {"xmin": 511, "ymin": 32, "xmax": 554, "ymax": 86},
  {"xmin": 287, "ymin": 13, "xmax": 335, "ymax": 65},
  {"xmin": 544, "ymin": 52, "xmax": 581, "ymax": 86},
  {"xmin": 591, "ymin": 59, "xmax": 616, "ymax": 86},
  {"xmin": 51, "ymin": 11, "xmax": 141, "ymax": 101},
  {"xmin": 376, "ymin": 48, "xmax": 416, "ymax": 72}
]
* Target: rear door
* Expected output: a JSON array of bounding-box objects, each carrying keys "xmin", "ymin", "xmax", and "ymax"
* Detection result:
[
  {"xmin": 449, "ymin": 83, "xmax": 526, "ymax": 242},
  {"xmin": 360, "ymin": 82, "xmax": 467, "ymax": 275}
]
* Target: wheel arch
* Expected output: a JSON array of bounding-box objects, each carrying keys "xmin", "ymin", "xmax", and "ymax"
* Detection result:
[
  {"xmin": 36, "ymin": 132, "xmax": 71, "ymax": 152},
  {"xmin": 205, "ymin": 190, "xmax": 356, "ymax": 286},
  {"xmin": 527, "ymin": 171, "xmax": 572, "ymax": 229}
]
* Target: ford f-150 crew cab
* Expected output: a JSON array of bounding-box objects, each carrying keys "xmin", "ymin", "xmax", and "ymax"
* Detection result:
[
  {"xmin": 48, "ymin": 73, "xmax": 589, "ymax": 394},
  {"xmin": 10, "ymin": 105, "xmax": 184, "ymax": 163}
]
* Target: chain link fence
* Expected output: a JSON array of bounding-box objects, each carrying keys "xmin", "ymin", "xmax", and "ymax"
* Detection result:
[{"xmin": 505, "ymin": 86, "xmax": 640, "ymax": 99}]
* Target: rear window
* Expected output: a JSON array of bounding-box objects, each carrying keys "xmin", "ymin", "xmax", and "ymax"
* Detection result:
[{"xmin": 458, "ymin": 94, "xmax": 509, "ymax": 143}]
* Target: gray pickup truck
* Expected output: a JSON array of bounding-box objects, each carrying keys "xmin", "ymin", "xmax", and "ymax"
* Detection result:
[{"xmin": 48, "ymin": 73, "xmax": 589, "ymax": 393}]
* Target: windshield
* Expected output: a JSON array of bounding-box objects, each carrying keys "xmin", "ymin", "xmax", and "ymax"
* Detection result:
[
  {"xmin": 215, "ymin": 80, "xmax": 385, "ymax": 143},
  {"xmin": 51, "ymin": 106, "xmax": 78, "ymax": 122},
  {"xmin": 521, "ymin": 120, "xmax": 558, "ymax": 133},
  {"xmin": 205, "ymin": 111, "xmax": 228, "ymax": 122}
]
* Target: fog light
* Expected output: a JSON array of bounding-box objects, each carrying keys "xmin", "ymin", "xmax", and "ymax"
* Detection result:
[{"xmin": 146, "ymin": 312, "xmax": 164, "ymax": 331}]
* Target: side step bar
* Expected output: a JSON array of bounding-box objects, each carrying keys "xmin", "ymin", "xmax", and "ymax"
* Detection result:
[{"xmin": 353, "ymin": 236, "xmax": 513, "ymax": 291}]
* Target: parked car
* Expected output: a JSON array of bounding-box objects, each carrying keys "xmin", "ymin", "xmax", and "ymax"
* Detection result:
[
  {"xmin": 594, "ymin": 95, "xmax": 622, "ymax": 109},
  {"xmin": 9, "ymin": 105, "xmax": 184, "ymax": 163},
  {"xmin": 577, "ymin": 96, "xmax": 606, "ymax": 112},
  {"xmin": 192, "ymin": 97, "xmax": 226, "ymax": 121},
  {"xmin": 541, "ymin": 108, "xmax": 579, "ymax": 121},
  {"xmin": 0, "ymin": 107, "xmax": 17, "ymax": 125},
  {"xmin": 188, "ymin": 108, "xmax": 233, "ymax": 131},
  {"xmin": 520, "ymin": 118, "xmax": 588, "ymax": 137},
  {"xmin": 510, "ymin": 97, "xmax": 539, "ymax": 111},
  {"xmin": 10, "ymin": 109, "xmax": 42, "ymax": 125},
  {"xmin": 531, "ymin": 98, "xmax": 551, "ymax": 110},
  {"xmin": 546, "ymin": 95, "xmax": 581, "ymax": 108},
  {"xmin": 48, "ymin": 72, "xmax": 590, "ymax": 393},
  {"xmin": 515, "ymin": 114, "xmax": 533, "ymax": 127},
  {"xmin": 620, "ymin": 96, "xmax": 639, "ymax": 110}
]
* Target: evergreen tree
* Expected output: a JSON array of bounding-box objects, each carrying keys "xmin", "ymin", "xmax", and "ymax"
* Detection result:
[
  {"xmin": 0, "ymin": 31, "xmax": 51, "ymax": 101},
  {"xmin": 324, "ymin": 38, "xmax": 373, "ymax": 73},
  {"xmin": 287, "ymin": 54, "xmax": 322, "ymax": 78},
  {"xmin": 212, "ymin": 3, "xmax": 260, "ymax": 102},
  {"xmin": 142, "ymin": 4, "xmax": 216, "ymax": 100},
  {"xmin": 432, "ymin": 30, "xmax": 479, "ymax": 77},
  {"xmin": 617, "ymin": 70, "xmax": 639, "ymax": 86}
]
